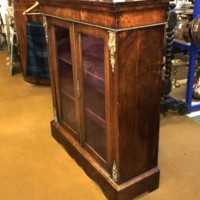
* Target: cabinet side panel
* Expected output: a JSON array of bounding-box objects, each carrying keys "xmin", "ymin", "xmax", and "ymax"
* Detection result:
[{"xmin": 118, "ymin": 25, "xmax": 165, "ymax": 183}]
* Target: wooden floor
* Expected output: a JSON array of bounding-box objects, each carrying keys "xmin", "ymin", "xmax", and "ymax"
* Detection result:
[{"xmin": 0, "ymin": 49, "xmax": 200, "ymax": 200}]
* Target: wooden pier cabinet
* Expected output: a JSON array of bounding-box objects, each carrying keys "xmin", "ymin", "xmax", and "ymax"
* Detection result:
[{"xmin": 39, "ymin": 0, "xmax": 169, "ymax": 199}]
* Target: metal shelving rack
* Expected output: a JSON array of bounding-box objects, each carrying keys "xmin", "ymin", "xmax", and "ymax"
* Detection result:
[{"xmin": 173, "ymin": 0, "xmax": 200, "ymax": 113}]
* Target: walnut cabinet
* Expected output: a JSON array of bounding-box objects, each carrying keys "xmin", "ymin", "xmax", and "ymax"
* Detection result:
[{"xmin": 39, "ymin": 0, "xmax": 169, "ymax": 199}]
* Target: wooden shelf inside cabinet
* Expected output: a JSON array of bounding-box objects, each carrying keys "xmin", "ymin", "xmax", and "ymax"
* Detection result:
[
  {"xmin": 61, "ymin": 81, "xmax": 106, "ymax": 128},
  {"xmin": 84, "ymin": 87, "xmax": 105, "ymax": 128},
  {"xmin": 41, "ymin": 0, "xmax": 170, "ymax": 199},
  {"xmin": 82, "ymin": 53, "xmax": 105, "ymax": 95},
  {"xmin": 60, "ymin": 83, "xmax": 75, "ymax": 101},
  {"xmin": 58, "ymin": 52, "xmax": 104, "ymax": 81},
  {"xmin": 58, "ymin": 51, "xmax": 105, "ymax": 94},
  {"xmin": 58, "ymin": 50, "xmax": 105, "ymax": 127},
  {"xmin": 58, "ymin": 52, "xmax": 72, "ymax": 65}
]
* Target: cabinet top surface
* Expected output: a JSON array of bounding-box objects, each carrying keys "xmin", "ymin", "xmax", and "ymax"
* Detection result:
[{"xmin": 39, "ymin": 0, "xmax": 169, "ymax": 5}]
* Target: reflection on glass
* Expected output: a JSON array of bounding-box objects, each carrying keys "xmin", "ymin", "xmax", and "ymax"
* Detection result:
[
  {"xmin": 81, "ymin": 34, "xmax": 107, "ymax": 160},
  {"xmin": 55, "ymin": 26, "xmax": 76, "ymax": 132}
]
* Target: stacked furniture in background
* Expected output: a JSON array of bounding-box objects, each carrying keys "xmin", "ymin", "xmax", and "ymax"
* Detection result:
[
  {"xmin": 161, "ymin": 3, "xmax": 189, "ymax": 116},
  {"xmin": 13, "ymin": 0, "xmax": 49, "ymax": 85},
  {"xmin": 0, "ymin": 10, "xmax": 7, "ymax": 49},
  {"xmin": 173, "ymin": 0, "xmax": 200, "ymax": 112}
]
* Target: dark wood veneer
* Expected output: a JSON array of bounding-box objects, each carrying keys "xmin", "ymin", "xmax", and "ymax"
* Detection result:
[
  {"xmin": 40, "ymin": 0, "xmax": 169, "ymax": 199},
  {"xmin": 39, "ymin": 0, "xmax": 168, "ymax": 29},
  {"xmin": 117, "ymin": 25, "xmax": 164, "ymax": 183}
]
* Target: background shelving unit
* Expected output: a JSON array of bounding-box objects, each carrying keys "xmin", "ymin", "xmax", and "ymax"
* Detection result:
[
  {"xmin": 0, "ymin": 11, "xmax": 7, "ymax": 49},
  {"xmin": 173, "ymin": 1, "xmax": 200, "ymax": 113}
]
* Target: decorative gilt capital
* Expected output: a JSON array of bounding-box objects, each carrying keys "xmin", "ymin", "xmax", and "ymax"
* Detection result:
[
  {"xmin": 108, "ymin": 31, "xmax": 116, "ymax": 73},
  {"xmin": 53, "ymin": 107, "xmax": 58, "ymax": 123},
  {"xmin": 112, "ymin": 160, "xmax": 118, "ymax": 183},
  {"xmin": 43, "ymin": 16, "xmax": 48, "ymax": 43}
]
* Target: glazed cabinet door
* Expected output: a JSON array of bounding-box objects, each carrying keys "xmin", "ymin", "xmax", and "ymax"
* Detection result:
[
  {"xmin": 75, "ymin": 25, "xmax": 113, "ymax": 170},
  {"xmin": 47, "ymin": 18, "xmax": 80, "ymax": 140}
]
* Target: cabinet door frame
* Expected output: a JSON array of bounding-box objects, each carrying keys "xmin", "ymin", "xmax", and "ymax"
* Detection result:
[
  {"xmin": 48, "ymin": 18, "xmax": 80, "ymax": 141},
  {"xmin": 74, "ymin": 24, "xmax": 114, "ymax": 171},
  {"xmin": 45, "ymin": 17, "xmax": 58, "ymax": 122}
]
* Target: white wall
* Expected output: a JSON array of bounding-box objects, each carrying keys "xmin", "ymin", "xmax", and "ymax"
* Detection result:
[{"xmin": 0, "ymin": 0, "xmax": 9, "ymax": 24}]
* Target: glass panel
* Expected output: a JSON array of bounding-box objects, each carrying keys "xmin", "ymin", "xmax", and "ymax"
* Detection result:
[
  {"xmin": 81, "ymin": 34, "xmax": 107, "ymax": 160},
  {"xmin": 55, "ymin": 26, "xmax": 77, "ymax": 132}
]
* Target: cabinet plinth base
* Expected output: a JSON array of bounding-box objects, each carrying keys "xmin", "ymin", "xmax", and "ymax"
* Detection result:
[{"xmin": 51, "ymin": 121, "xmax": 160, "ymax": 200}]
